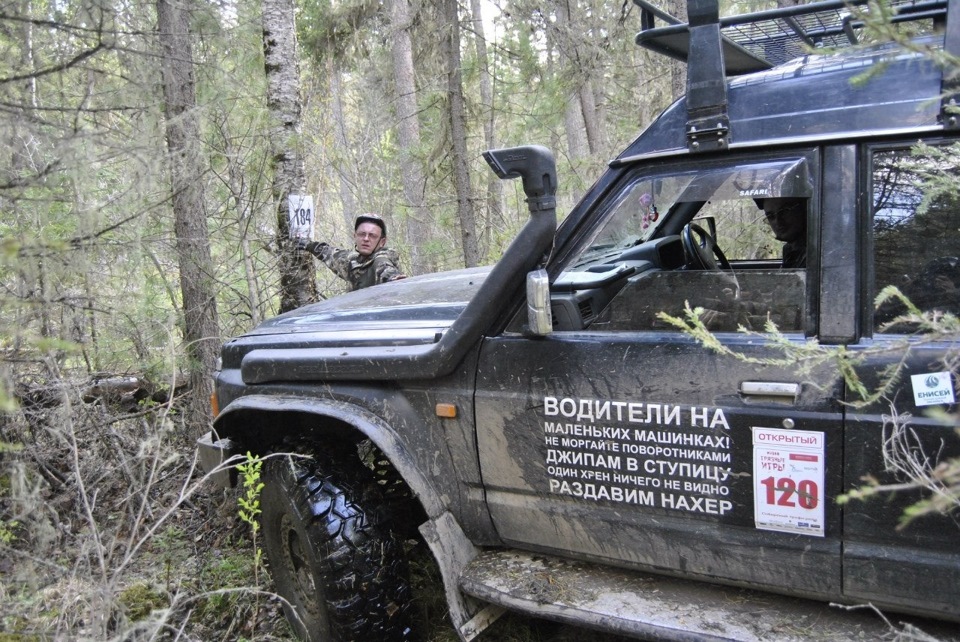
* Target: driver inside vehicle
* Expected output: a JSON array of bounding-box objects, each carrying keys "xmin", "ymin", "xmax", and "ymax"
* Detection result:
[
  {"xmin": 686, "ymin": 197, "xmax": 808, "ymax": 331},
  {"xmin": 757, "ymin": 197, "xmax": 807, "ymax": 269}
]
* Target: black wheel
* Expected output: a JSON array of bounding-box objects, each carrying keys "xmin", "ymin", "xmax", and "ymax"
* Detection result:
[
  {"xmin": 681, "ymin": 222, "xmax": 732, "ymax": 270},
  {"xmin": 261, "ymin": 452, "xmax": 417, "ymax": 642}
]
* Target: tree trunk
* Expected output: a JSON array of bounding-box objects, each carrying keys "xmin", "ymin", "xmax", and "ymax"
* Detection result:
[
  {"xmin": 156, "ymin": 0, "xmax": 221, "ymax": 436},
  {"xmin": 328, "ymin": 58, "xmax": 358, "ymax": 232},
  {"xmin": 563, "ymin": 94, "xmax": 590, "ymax": 161},
  {"xmin": 263, "ymin": 0, "xmax": 318, "ymax": 311},
  {"xmin": 442, "ymin": 0, "xmax": 479, "ymax": 267},
  {"xmin": 591, "ymin": 79, "xmax": 608, "ymax": 150},
  {"xmin": 579, "ymin": 79, "xmax": 604, "ymax": 155},
  {"xmin": 667, "ymin": 0, "xmax": 687, "ymax": 100},
  {"xmin": 390, "ymin": 0, "xmax": 432, "ymax": 274},
  {"xmin": 551, "ymin": 0, "xmax": 590, "ymax": 172},
  {"xmin": 557, "ymin": 0, "xmax": 602, "ymax": 155},
  {"xmin": 469, "ymin": 0, "xmax": 502, "ymax": 260}
]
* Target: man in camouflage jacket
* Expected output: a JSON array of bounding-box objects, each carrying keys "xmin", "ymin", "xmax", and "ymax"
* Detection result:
[{"xmin": 300, "ymin": 213, "xmax": 406, "ymax": 291}]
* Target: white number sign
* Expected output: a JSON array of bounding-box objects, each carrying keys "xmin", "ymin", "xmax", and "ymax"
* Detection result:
[
  {"xmin": 752, "ymin": 427, "xmax": 825, "ymax": 537},
  {"xmin": 288, "ymin": 194, "xmax": 315, "ymax": 239}
]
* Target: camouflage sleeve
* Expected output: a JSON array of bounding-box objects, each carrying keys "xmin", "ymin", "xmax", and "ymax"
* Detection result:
[
  {"xmin": 373, "ymin": 248, "xmax": 407, "ymax": 284},
  {"xmin": 317, "ymin": 245, "xmax": 353, "ymax": 282}
]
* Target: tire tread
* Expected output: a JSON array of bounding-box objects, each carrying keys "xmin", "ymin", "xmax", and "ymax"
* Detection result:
[{"xmin": 262, "ymin": 450, "xmax": 416, "ymax": 641}]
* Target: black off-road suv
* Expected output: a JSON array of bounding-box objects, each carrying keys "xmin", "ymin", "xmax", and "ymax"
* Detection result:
[{"xmin": 200, "ymin": 0, "xmax": 960, "ymax": 639}]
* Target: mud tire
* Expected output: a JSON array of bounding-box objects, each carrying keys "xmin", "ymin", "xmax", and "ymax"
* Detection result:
[{"xmin": 261, "ymin": 452, "xmax": 417, "ymax": 641}]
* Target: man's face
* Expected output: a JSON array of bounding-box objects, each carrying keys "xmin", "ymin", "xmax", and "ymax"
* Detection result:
[
  {"xmin": 354, "ymin": 222, "xmax": 385, "ymax": 257},
  {"xmin": 762, "ymin": 198, "xmax": 806, "ymax": 243}
]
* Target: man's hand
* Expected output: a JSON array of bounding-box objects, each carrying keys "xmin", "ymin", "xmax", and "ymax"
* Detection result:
[{"xmin": 295, "ymin": 238, "xmax": 327, "ymax": 256}]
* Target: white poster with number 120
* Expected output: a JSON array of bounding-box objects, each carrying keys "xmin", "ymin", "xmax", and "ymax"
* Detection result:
[{"xmin": 752, "ymin": 427, "xmax": 825, "ymax": 537}]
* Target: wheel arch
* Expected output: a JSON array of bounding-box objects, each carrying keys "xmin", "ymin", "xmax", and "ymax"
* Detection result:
[
  {"xmin": 213, "ymin": 394, "xmax": 446, "ymax": 518},
  {"xmin": 213, "ymin": 394, "xmax": 495, "ymax": 640}
]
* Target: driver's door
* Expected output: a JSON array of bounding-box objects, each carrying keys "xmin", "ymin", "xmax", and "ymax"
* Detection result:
[{"xmin": 475, "ymin": 151, "xmax": 846, "ymax": 596}]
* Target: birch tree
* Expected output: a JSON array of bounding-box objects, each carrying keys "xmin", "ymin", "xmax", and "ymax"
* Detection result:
[{"xmin": 263, "ymin": 0, "xmax": 318, "ymax": 311}]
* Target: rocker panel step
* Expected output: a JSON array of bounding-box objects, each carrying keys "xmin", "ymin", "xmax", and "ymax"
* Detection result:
[{"xmin": 459, "ymin": 549, "xmax": 959, "ymax": 641}]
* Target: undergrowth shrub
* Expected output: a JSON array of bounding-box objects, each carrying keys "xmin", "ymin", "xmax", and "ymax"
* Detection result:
[{"xmin": 0, "ymin": 370, "xmax": 288, "ymax": 640}]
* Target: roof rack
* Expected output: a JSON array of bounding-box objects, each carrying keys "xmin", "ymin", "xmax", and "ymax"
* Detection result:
[
  {"xmin": 636, "ymin": 0, "xmax": 950, "ymax": 72},
  {"xmin": 634, "ymin": 0, "xmax": 957, "ymax": 151}
]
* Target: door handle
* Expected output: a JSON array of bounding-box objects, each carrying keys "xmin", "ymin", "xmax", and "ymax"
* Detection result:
[{"xmin": 740, "ymin": 381, "xmax": 799, "ymax": 401}]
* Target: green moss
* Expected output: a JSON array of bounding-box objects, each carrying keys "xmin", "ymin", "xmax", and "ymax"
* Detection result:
[
  {"xmin": 0, "ymin": 615, "xmax": 46, "ymax": 641},
  {"xmin": 119, "ymin": 583, "xmax": 167, "ymax": 622}
]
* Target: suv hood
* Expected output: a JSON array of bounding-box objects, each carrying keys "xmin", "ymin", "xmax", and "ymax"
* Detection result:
[
  {"xmin": 250, "ymin": 266, "xmax": 490, "ymax": 334},
  {"xmin": 220, "ymin": 267, "xmax": 491, "ymax": 370}
]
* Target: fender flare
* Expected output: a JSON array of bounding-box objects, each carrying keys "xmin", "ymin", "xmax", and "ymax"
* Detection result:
[{"xmin": 213, "ymin": 394, "xmax": 446, "ymax": 518}]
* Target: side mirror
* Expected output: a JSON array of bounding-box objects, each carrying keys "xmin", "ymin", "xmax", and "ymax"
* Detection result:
[{"xmin": 526, "ymin": 269, "xmax": 553, "ymax": 336}]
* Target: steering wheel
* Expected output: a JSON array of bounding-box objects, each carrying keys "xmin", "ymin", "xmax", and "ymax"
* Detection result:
[{"xmin": 681, "ymin": 223, "xmax": 731, "ymax": 270}]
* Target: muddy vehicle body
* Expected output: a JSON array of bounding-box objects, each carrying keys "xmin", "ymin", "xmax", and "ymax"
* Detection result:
[{"xmin": 202, "ymin": 0, "xmax": 960, "ymax": 639}]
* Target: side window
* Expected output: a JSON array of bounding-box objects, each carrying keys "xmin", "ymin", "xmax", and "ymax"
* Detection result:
[
  {"xmin": 872, "ymin": 143, "xmax": 960, "ymax": 333},
  {"xmin": 553, "ymin": 158, "xmax": 811, "ymax": 333}
]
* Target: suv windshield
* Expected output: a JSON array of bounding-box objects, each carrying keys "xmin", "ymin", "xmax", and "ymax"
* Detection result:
[{"xmin": 570, "ymin": 159, "xmax": 812, "ymax": 272}]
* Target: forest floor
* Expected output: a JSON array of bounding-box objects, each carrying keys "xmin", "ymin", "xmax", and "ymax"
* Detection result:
[{"xmin": 0, "ymin": 379, "xmax": 635, "ymax": 642}]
